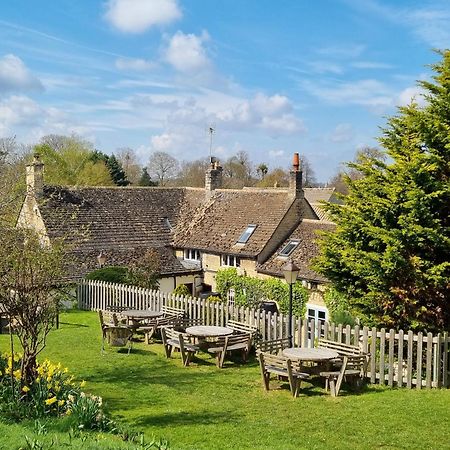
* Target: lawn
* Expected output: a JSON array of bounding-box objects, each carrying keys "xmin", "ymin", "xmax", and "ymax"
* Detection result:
[{"xmin": 1, "ymin": 310, "xmax": 449, "ymax": 450}]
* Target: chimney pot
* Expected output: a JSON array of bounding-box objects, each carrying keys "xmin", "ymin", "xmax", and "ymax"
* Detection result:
[{"xmin": 292, "ymin": 152, "xmax": 300, "ymax": 171}]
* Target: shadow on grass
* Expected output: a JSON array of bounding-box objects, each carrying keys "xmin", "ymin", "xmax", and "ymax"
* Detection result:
[
  {"xmin": 59, "ymin": 321, "xmax": 89, "ymax": 328},
  {"xmin": 133, "ymin": 409, "xmax": 239, "ymax": 428}
]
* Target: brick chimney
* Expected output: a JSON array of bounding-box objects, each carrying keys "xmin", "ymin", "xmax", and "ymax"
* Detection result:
[
  {"xmin": 26, "ymin": 153, "xmax": 44, "ymax": 198},
  {"xmin": 289, "ymin": 152, "xmax": 303, "ymax": 199},
  {"xmin": 205, "ymin": 157, "xmax": 222, "ymax": 198}
]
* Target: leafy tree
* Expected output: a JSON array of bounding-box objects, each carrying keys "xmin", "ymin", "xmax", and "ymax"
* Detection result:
[
  {"xmin": 148, "ymin": 151, "xmax": 179, "ymax": 186},
  {"xmin": 256, "ymin": 167, "xmax": 288, "ymax": 187},
  {"xmin": 315, "ymin": 51, "xmax": 450, "ymax": 331},
  {"xmin": 256, "ymin": 163, "xmax": 268, "ymax": 180},
  {"xmin": 138, "ymin": 167, "xmax": 157, "ymax": 186},
  {"xmin": 36, "ymin": 137, "xmax": 113, "ymax": 186}
]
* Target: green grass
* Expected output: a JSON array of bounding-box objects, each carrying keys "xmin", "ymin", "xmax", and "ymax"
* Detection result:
[{"xmin": 1, "ymin": 310, "xmax": 450, "ymax": 450}]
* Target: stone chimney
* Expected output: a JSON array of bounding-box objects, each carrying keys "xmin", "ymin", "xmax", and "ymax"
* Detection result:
[
  {"xmin": 205, "ymin": 157, "xmax": 223, "ymax": 198},
  {"xmin": 26, "ymin": 153, "xmax": 44, "ymax": 198},
  {"xmin": 289, "ymin": 152, "xmax": 303, "ymax": 199}
]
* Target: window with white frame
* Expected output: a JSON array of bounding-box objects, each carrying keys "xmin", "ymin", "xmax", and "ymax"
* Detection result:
[
  {"xmin": 221, "ymin": 254, "xmax": 240, "ymax": 267},
  {"xmin": 278, "ymin": 239, "xmax": 300, "ymax": 257},
  {"xmin": 184, "ymin": 249, "xmax": 201, "ymax": 261},
  {"xmin": 237, "ymin": 224, "xmax": 257, "ymax": 244},
  {"xmin": 306, "ymin": 303, "xmax": 328, "ymax": 339}
]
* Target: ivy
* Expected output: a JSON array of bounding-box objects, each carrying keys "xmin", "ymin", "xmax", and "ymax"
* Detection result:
[{"xmin": 215, "ymin": 268, "xmax": 308, "ymax": 317}]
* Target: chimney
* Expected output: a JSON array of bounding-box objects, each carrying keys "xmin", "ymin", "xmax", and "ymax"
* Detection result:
[
  {"xmin": 26, "ymin": 153, "xmax": 44, "ymax": 198},
  {"xmin": 205, "ymin": 157, "xmax": 223, "ymax": 198},
  {"xmin": 289, "ymin": 152, "xmax": 303, "ymax": 199}
]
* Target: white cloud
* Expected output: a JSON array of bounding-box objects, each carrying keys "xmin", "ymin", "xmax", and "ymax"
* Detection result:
[
  {"xmin": 317, "ymin": 44, "xmax": 365, "ymax": 59},
  {"xmin": 0, "ymin": 54, "xmax": 43, "ymax": 94},
  {"xmin": 104, "ymin": 0, "xmax": 181, "ymax": 33},
  {"xmin": 269, "ymin": 149, "xmax": 285, "ymax": 158},
  {"xmin": 308, "ymin": 61, "xmax": 343, "ymax": 75},
  {"xmin": 164, "ymin": 31, "xmax": 211, "ymax": 73},
  {"xmin": 301, "ymin": 78, "xmax": 393, "ymax": 112},
  {"xmin": 329, "ymin": 123, "xmax": 354, "ymax": 143},
  {"xmin": 397, "ymin": 86, "xmax": 427, "ymax": 107},
  {"xmin": 115, "ymin": 57, "xmax": 156, "ymax": 71},
  {"xmin": 352, "ymin": 61, "xmax": 394, "ymax": 70},
  {"xmin": 406, "ymin": 7, "xmax": 450, "ymax": 48},
  {"xmin": 216, "ymin": 93, "xmax": 305, "ymax": 135}
]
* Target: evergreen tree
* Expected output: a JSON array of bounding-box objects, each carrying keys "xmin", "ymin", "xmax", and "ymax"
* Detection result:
[
  {"xmin": 138, "ymin": 167, "xmax": 156, "ymax": 186},
  {"xmin": 315, "ymin": 51, "xmax": 450, "ymax": 331},
  {"xmin": 106, "ymin": 154, "xmax": 130, "ymax": 186}
]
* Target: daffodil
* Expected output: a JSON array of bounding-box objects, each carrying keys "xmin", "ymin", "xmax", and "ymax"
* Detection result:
[
  {"xmin": 22, "ymin": 385, "xmax": 30, "ymax": 393},
  {"xmin": 45, "ymin": 396, "xmax": 57, "ymax": 405}
]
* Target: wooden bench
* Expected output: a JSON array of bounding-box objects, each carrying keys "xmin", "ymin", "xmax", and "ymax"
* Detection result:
[
  {"xmin": 318, "ymin": 339, "xmax": 362, "ymax": 356},
  {"xmin": 207, "ymin": 334, "xmax": 253, "ymax": 368},
  {"xmin": 98, "ymin": 311, "xmax": 133, "ymax": 355},
  {"xmin": 258, "ymin": 352, "xmax": 309, "ymax": 398},
  {"xmin": 320, "ymin": 354, "xmax": 369, "ymax": 396},
  {"xmin": 160, "ymin": 326, "xmax": 199, "ymax": 367},
  {"xmin": 255, "ymin": 337, "xmax": 291, "ymax": 356},
  {"xmin": 227, "ymin": 320, "xmax": 258, "ymax": 337},
  {"xmin": 162, "ymin": 305, "xmax": 185, "ymax": 320}
]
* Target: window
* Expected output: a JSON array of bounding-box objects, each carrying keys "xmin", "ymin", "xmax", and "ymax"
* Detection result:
[
  {"xmin": 237, "ymin": 224, "xmax": 257, "ymax": 244},
  {"xmin": 184, "ymin": 249, "xmax": 201, "ymax": 261},
  {"xmin": 306, "ymin": 304, "xmax": 328, "ymax": 340},
  {"xmin": 278, "ymin": 240, "xmax": 300, "ymax": 257},
  {"xmin": 221, "ymin": 254, "xmax": 240, "ymax": 267}
]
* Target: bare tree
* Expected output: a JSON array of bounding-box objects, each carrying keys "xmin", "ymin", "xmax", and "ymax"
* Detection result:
[
  {"xmin": 0, "ymin": 227, "xmax": 67, "ymax": 388},
  {"xmin": 256, "ymin": 163, "xmax": 268, "ymax": 180},
  {"xmin": 176, "ymin": 158, "xmax": 210, "ymax": 187},
  {"xmin": 148, "ymin": 151, "xmax": 179, "ymax": 186},
  {"xmin": 116, "ymin": 147, "xmax": 142, "ymax": 184},
  {"xmin": 299, "ymin": 154, "xmax": 318, "ymax": 187}
]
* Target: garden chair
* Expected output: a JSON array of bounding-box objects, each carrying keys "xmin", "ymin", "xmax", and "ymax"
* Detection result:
[
  {"xmin": 161, "ymin": 305, "xmax": 185, "ymax": 321},
  {"xmin": 207, "ymin": 333, "xmax": 253, "ymax": 368},
  {"xmin": 255, "ymin": 337, "xmax": 291, "ymax": 355},
  {"xmin": 160, "ymin": 326, "xmax": 199, "ymax": 367},
  {"xmin": 319, "ymin": 354, "xmax": 369, "ymax": 397},
  {"xmin": 173, "ymin": 317, "xmax": 203, "ymax": 332},
  {"xmin": 258, "ymin": 352, "xmax": 309, "ymax": 398},
  {"xmin": 99, "ymin": 310, "xmax": 133, "ymax": 355}
]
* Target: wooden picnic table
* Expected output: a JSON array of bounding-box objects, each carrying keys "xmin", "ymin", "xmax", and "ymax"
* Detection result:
[
  {"xmin": 282, "ymin": 347, "xmax": 339, "ymax": 361},
  {"xmin": 121, "ymin": 310, "xmax": 163, "ymax": 320},
  {"xmin": 186, "ymin": 325, "xmax": 233, "ymax": 338}
]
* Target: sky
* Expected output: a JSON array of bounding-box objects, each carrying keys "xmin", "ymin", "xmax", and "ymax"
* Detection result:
[{"xmin": 0, "ymin": 0, "xmax": 449, "ymax": 181}]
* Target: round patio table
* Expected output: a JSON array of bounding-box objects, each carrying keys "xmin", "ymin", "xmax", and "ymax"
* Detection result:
[
  {"xmin": 185, "ymin": 325, "xmax": 233, "ymax": 338},
  {"xmin": 121, "ymin": 310, "xmax": 162, "ymax": 320},
  {"xmin": 282, "ymin": 347, "xmax": 339, "ymax": 361}
]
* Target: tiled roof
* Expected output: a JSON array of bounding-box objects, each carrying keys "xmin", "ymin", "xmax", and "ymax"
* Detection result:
[
  {"xmin": 303, "ymin": 187, "xmax": 340, "ymax": 204},
  {"xmin": 257, "ymin": 219, "xmax": 336, "ymax": 282},
  {"xmin": 173, "ymin": 189, "xmax": 303, "ymax": 256},
  {"xmin": 39, "ymin": 185, "xmax": 204, "ymax": 278}
]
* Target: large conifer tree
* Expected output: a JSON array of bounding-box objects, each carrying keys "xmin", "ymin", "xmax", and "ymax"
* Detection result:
[{"xmin": 315, "ymin": 51, "xmax": 450, "ymax": 331}]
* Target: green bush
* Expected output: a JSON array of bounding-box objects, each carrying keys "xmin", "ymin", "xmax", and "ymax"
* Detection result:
[
  {"xmin": 323, "ymin": 288, "xmax": 357, "ymax": 325},
  {"xmin": 85, "ymin": 266, "xmax": 129, "ymax": 284},
  {"xmin": 206, "ymin": 295, "xmax": 222, "ymax": 303},
  {"xmin": 215, "ymin": 268, "xmax": 308, "ymax": 316},
  {"xmin": 172, "ymin": 285, "xmax": 190, "ymax": 297}
]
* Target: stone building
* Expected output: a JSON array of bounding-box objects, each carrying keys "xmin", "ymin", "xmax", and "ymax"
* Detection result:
[{"xmin": 18, "ymin": 153, "xmax": 336, "ymax": 318}]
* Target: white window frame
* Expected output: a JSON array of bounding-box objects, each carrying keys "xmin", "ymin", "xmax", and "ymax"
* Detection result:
[
  {"xmin": 306, "ymin": 303, "xmax": 329, "ymax": 339},
  {"xmin": 221, "ymin": 254, "xmax": 240, "ymax": 267},
  {"xmin": 278, "ymin": 239, "xmax": 300, "ymax": 257},
  {"xmin": 184, "ymin": 249, "xmax": 201, "ymax": 261},
  {"xmin": 237, "ymin": 224, "xmax": 257, "ymax": 244}
]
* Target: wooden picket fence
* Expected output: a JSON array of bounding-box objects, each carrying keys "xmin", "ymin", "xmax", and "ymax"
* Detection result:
[{"xmin": 77, "ymin": 279, "xmax": 450, "ymax": 389}]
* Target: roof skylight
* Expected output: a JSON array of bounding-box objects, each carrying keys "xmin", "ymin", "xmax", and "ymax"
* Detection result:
[
  {"xmin": 237, "ymin": 224, "xmax": 257, "ymax": 244},
  {"xmin": 278, "ymin": 240, "xmax": 300, "ymax": 257}
]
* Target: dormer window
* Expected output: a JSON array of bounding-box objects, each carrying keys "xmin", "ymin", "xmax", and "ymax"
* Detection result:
[
  {"xmin": 237, "ymin": 224, "xmax": 257, "ymax": 244},
  {"xmin": 184, "ymin": 249, "xmax": 201, "ymax": 261},
  {"xmin": 221, "ymin": 254, "xmax": 240, "ymax": 267},
  {"xmin": 278, "ymin": 240, "xmax": 299, "ymax": 257}
]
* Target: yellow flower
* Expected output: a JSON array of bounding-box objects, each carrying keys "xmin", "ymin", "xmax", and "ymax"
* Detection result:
[
  {"xmin": 22, "ymin": 385, "xmax": 30, "ymax": 393},
  {"xmin": 80, "ymin": 380, "xmax": 86, "ymax": 387},
  {"xmin": 58, "ymin": 399, "xmax": 65, "ymax": 406},
  {"xmin": 45, "ymin": 396, "xmax": 57, "ymax": 406},
  {"xmin": 13, "ymin": 369, "xmax": 21, "ymax": 380}
]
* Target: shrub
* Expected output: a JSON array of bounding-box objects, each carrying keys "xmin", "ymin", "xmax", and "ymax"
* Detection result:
[
  {"xmin": 206, "ymin": 295, "xmax": 222, "ymax": 303},
  {"xmin": 215, "ymin": 268, "xmax": 308, "ymax": 316},
  {"xmin": 86, "ymin": 266, "xmax": 129, "ymax": 283},
  {"xmin": 172, "ymin": 285, "xmax": 190, "ymax": 297}
]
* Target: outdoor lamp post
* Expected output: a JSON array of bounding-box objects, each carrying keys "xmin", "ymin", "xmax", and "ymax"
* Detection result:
[
  {"xmin": 97, "ymin": 251, "xmax": 106, "ymax": 268},
  {"xmin": 282, "ymin": 260, "xmax": 299, "ymax": 348}
]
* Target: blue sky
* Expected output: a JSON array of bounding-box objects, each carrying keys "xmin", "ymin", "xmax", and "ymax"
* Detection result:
[{"xmin": 0, "ymin": 0, "xmax": 449, "ymax": 181}]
